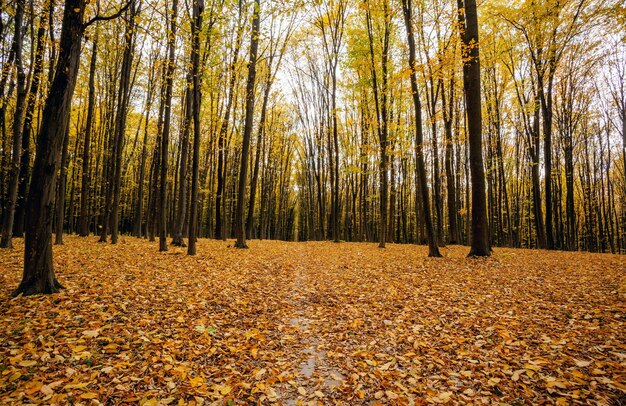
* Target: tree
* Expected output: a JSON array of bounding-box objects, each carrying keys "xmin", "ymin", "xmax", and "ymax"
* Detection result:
[
  {"xmin": 159, "ymin": 0, "xmax": 179, "ymax": 252},
  {"xmin": 215, "ymin": 0, "xmax": 245, "ymax": 241},
  {"xmin": 364, "ymin": 0, "xmax": 391, "ymax": 248},
  {"xmin": 188, "ymin": 0, "xmax": 205, "ymax": 255},
  {"xmin": 458, "ymin": 0, "xmax": 490, "ymax": 256},
  {"xmin": 401, "ymin": 0, "xmax": 441, "ymax": 257},
  {"xmin": 234, "ymin": 0, "xmax": 261, "ymax": 248},
  {"xmin": 111, "ymin": 1, "xmax": 138, "ymax": 244},
  {"xmin": 14, "ymin": 0, "xmax": 51, "ymax": 238},
  {"xmin": 78, "ymin": 36, "xmax": 98, "ymax": 237},
  {"xmin": 12, "ymin": 1, "xmax": 130, "ymax": 296},
  {"xmin": 0, "ymin": 0, "xmax": 26, "ymax": 248},
  {"xmin": 12, "ymin": 1, "xmax": 85, "ymax": 295}
]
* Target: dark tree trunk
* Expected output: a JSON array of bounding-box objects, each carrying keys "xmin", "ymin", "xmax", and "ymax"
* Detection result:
[
  {"xmin": 540, "ymin": 76, "xmax": 555, "ymax": 249},
  {"xmin": 216, "ymin": 1, "xmax": 244, "ymax": 240},
  {"xmin": 147, "ymin": 82, "xmax": 166, "ymax": 242},
  {"xmin": 159, "ymin": 0, "xmax": 179, "ymax": 252},
  {"xmin": 54, "ymin": 125, "xmax": 70, "ymax": 245},
  {"xmin": 442, "ymin": 77, "xmax": 459, "ymax": 244},
  {"xmin": 13, "ymin": 0, "xmax": 86, "ymax": 296},
  {"xmin": 14, "ymin": 1, "xmax": 50, "ymax": 239},
  {"xmin": 365, "ymin": 0, "xmax": 390, "ymax": 248},
  {"xmin": 458, "ymin": 0, "xmax": 490, "ymax": 257},
  {"xmin": 246, "ymin": 72, "xmax": 271, "ymax": 237},
  {"xmin": 173, "ymin": 75, "xmax": 192, "ymax": 246},
  {"xmin": 402, "ymin": 0, "xmax": 441, "ymax": 257},
  {"xmin": 78, "ymin": 37, "xmax": 98, "ymax": 236},
  {"xmin": 530, "ymin": 90, "xmax": 546, "ymax": 248},
  {"xmin": 0, "ymin": 0, "xmax": 26, "ymax": 248},
  {"xmin": 187, "ymin": 0, "xmax": 203, "ymax": 255},
  {"xmin": 111, "ymin": 1, "xmax": 137, "ymax": 244},
  {"xmin": 134, "ymin": 56, "xmax": 156, "ymax": 238},
  {"xmin": 234, "ymin": 0, "xmax": 260, "ymax": 248}
]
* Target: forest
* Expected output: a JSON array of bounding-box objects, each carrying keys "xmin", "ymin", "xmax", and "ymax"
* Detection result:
[{"xmin": 0, "ymin": 0, "xmax": 625, "ymax": 403}]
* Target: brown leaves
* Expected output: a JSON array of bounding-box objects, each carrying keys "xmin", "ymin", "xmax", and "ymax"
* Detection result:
[{"xmin": 0, "ymin": 237, "xmax": 625, "ymax": 404}]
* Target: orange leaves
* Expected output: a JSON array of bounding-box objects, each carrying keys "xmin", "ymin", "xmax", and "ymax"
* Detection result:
[{"xmin": 0, "ymin": 237, "xmax": 625, "ymax": 404}]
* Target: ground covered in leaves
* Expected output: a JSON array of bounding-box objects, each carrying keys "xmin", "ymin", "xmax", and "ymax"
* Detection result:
[{"xmin": 1, "ymin": 237, "xmax": 625, "ymax": 405}]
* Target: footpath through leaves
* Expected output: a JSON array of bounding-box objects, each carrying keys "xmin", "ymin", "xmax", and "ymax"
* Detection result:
[{"xmin": 1, "ymin": 237, "xmax": 625, "ymax": 404}]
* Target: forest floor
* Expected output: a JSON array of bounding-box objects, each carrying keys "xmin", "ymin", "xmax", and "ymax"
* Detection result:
[{"xmin": 0, "ymin": 237, "xmax": 625, "ymax": 405}]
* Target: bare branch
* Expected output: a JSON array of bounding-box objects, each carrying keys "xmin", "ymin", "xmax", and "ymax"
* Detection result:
[{"xmin": 83, "ymin": 1, "xmax": 133, "ymax": 29}]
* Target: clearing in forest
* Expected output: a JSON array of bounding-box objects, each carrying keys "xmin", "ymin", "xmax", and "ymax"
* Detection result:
[{"xmin": 0, "ymin": 237, "xmax": 625, "ymax": 404}]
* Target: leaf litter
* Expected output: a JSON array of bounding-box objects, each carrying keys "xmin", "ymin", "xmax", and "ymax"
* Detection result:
[{"xmin": 0, "ymin": 237, "xmax": 625, "ymax": 404}]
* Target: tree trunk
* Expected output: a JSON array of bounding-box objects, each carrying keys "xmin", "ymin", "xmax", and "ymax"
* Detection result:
[
  {"xmin": 15, "ymin": 2, "xmax": 47, "ymax": 238},
  {"xmin": 458, "ymin": 0, "xmax": 490, "ymax": 257},
  {"xmin": 78, "ymin": 37, "xmax": 98, "ymax": 236},
  {"xmin": 54, "ymin": 125, "xmax": 70, "ymax": 245},
  {"xmin": 402, "ymin": 0, "xmax": 441, "ymax": 257},
  {"xmin": 0, "ymin": 0, "xmax": 26, "ymax": 248},
  {"xmin": 234, "ymin": 0, "xmax": 260, "ymax": 249},
  {"xmin": 246, "ymin": 72, "xmax": 271, "ymax": 237},
  {"xmin": 173, "ymin": 75, "xmax": 192, "ymax": 246},
  {"xmin": 216, "ymin": 1, "xmax": 244, "ymax": 240},
  {"xmin": 541, "ymin": 76, "xmax": 555, "ymax": 249},
  {"xmin": 159, "ymin": 0, "xmax": 179, "ymax": 252},
  {"xmin": 442, "ymin": 77, "xmax": 459, "ymax": 244},
  {"xmin": 13, "ymin": 0, "xmax": 86, "ymax": 296},
  {"xmin": 365, "ymin": 0, "xmax": 390, "ymax": 248},
  {"xmin": 187, "ymin": 0, "xmax": 203, "ymax": 255},
  {"xmin": 111, "ymin": 1, "xmax": 137, "ymax": 244}
]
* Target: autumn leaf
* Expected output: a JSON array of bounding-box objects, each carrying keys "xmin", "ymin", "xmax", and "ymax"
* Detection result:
[
  {"xmin": 82, "ymin": 329, "xmax": 100, "ymax": 338},
  {"xmin": 0, "ymin": 238, "xmax": 624, "ymax": 404}
]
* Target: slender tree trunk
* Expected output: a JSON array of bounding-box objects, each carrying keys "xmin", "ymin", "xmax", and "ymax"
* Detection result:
[
  {"xmin": 159, "ymin": 0, "xmax": 178, "ymax": 251},
  {"xmin": 111, "ymin": 1, "xmax": 137, "ymax": 244},
  {"xmin": 402, "ymin": 0, "xmax": 441, "ymax": 257},
  {"xmin": 78, "ymin": 37, "xmax": 98, "ymax": 236},
  {"xmin": 458, "ymin": 0, "xmax": 490, "ymax": 256},
  {"xmin": 188, "ymin": 0, "xmax": 203, "ymax": 255},
  {"xmin": 148, "ymin": 86, "xmax": 166, "ymax": 242},
  {"xmin": 216, "ymin": 1, "xmax": 244, "ymax": 240},
  {"xmin": 173, "ymin": 75, "xmax": 192, "ymax": 246},
  {"xmin": 133, "ymin": 57, "xmax": 156, "ymax": 238},
  {"xmin": 15, "ymin": 2, "xmax": 48, "ymax": 238},
  {"xmin": 246, "ymin": 72, "xmax": 271, "ymax": 236},
  {"xmin": 365, "ymin": 0, "xmax": 390, "ymax": 248},
  {"xmin": 442, "ymin": 77, "xmax": 459, "ymax": 244},
  {"xmin": 541, "ymin": 76, "xmax": 555, "ymax": 249},
  {"xmin": 234, "ymin": 0, "xmax": 260, "ymax": 248},
  {"xmin": 54, "ymin": 125, "xmax": 70, "ymax": 244},
  {"xmin": 0, "ymin": 0, "xmax": 26, "ymax": 248}
]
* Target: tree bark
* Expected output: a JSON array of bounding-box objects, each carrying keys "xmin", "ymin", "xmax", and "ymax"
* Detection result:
[
  {"xmin": 111, "ymin": 1, "xmax": 137, "ymax": 244},
  {"xmin": 173, "ymin": 75, "xmax": 192, "ymax": 246},
  {"xmin": 216, "ymin": 1, "xmax": 244, "ymax": 240},
  {"xmin": 0, "ymin": 0, "xmax": 26, "ymax": 248},
  {"xmin": 188, "ymin": 0, "xmax": 203, "ymax": 255},
  {"xmin": 402, "ymin": 0, "xmax": 441, "ymax": 257},
  {"xmin": 234, "ymin": 0, "xmax": 260, "ymax": 248},
  {"xmin": 13, "ymin": 0, "xmax": 86, "ymax": 296},
  {"xmin": 442, "ymin": 77, "xmax": 459, "ymax": 244},
  {"xmin": 54, "ymin": 124, "xmax": 70, "ymax": 245},
  {"xmin": 458, "ymin": 0, "xmax": 490, "ymax": 256},
  {"xmin": 78, "ymin": 36, "xmax": 98, "ymax": 236},
  {"xmin": 159, "ymin": 0, "xmax": 179, "ymax": 251}
]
